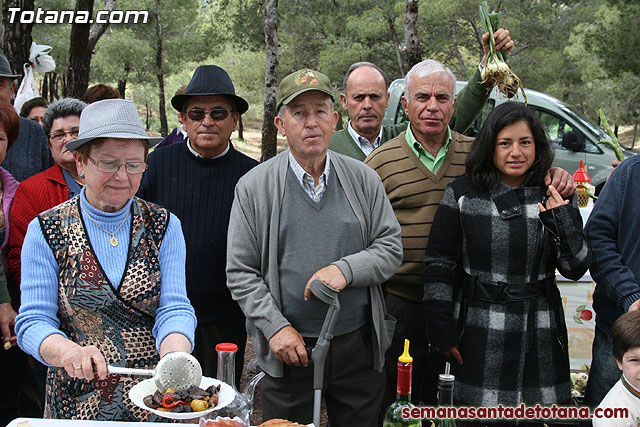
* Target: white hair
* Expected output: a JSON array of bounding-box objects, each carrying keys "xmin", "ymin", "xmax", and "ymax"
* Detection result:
[{"xmin": 403, "ymin": 59, "xmax": 456, "ymax": 104}]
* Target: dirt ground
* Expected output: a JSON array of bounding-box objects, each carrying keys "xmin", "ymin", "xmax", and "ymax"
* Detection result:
[{"xmin": 229, "ymin": 120, "xmax": 288, "ymax": 161}]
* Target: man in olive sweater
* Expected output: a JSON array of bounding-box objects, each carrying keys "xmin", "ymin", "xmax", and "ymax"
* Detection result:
[
  {"xmin": 138, "ymin": 65, "xmax": 258, "ymax": 386},
  {"xmin": 329, "ymin": 29, "xmax": 514, "ymax": 161}
]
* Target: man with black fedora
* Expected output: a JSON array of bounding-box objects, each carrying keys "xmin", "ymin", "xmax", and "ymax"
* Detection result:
[
  {"xmin": 0, "ymin": 49, "xmax": 53, "ymax": 182},
  {"xmin": 138, "ymin": 65, "xmax": 258, "ymax": 383}
]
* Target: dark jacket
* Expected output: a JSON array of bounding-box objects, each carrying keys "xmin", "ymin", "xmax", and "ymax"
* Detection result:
[
  {"xmin": 424, "ymin": 176, "xmax": 591, "ymax": 406},
  {"xmin": 1, "ymin": 117, "xmax": 54, "ymax": 182},
  {"xmin": 585, "ymin": 155, "xmax": 640, "ymax": 335}
]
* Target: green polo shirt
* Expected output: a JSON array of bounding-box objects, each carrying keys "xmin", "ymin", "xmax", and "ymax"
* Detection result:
[{"xmin": 405, "ymin": 125, "xmax": 452, "ymax": 174}]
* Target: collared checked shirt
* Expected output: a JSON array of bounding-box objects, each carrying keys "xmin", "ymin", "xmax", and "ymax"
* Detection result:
[
  {"xmin": 288, "ymin": 151, "xmax": 331, "ymax": 203},
  {"xmin": 405, "ymin": 124, "xmax": 452, "ymax": 174},
  {"xmin": 347, "ymin": 121, "xmax": 382, "ymax": 157}
]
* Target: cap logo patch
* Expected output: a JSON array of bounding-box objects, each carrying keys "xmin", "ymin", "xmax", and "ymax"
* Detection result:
[{"xmin": 296, "ymin": 70, "xmax": 319, "ymax": 86}]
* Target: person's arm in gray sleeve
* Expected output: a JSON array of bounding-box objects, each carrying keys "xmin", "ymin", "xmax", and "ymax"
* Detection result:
[
  {"xmin": 332, "ymin": 169, "xmax": 402, "ymax": 288},
  {"xmin": 226, "ymin": 182, "xmax": 290, "ymax": 342}
]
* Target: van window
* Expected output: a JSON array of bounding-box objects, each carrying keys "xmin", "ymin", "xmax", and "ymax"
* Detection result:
[
  {"xmin": 395, "ymin": 99, "xmax": 407, "ymax": 124},
  {"xmin": 584, "ymin": 138, "xmax": 603, "ymax": 154},
  {"xmin": 534, "ymin": 108, "xmax": 602, "ymax": 154},
  {"xmin": 534, "ymin": 109, "xmax": 577, "ymax": 151},
  {"xmin": 465, "ymin": 99, "xmax": 495, "ymax": 137}
]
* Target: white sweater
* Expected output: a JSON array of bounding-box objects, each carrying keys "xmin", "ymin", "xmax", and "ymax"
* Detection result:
[{"xmin": 594, "ymin": 376, "xmax": 640, "ymax": 427}]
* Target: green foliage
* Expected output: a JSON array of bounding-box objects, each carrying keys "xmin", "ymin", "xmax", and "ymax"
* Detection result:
[
  {"xmin": 563, "ymin": 0, "xmax": 639, "ymax": 126},
  {"xmin": 25, "ymin": 0, "xmax": 637, "ymax": 134},
  {"xmin": 584, "ymin": 1, "xmax": 640, "ymax": 77},
  {"xmin": 205, "ymin": 0, "xmax": 264, "ymax": 51},
  {"xmin": 211, "ymin": 47, "xmax": 266, "ymax": 121}
]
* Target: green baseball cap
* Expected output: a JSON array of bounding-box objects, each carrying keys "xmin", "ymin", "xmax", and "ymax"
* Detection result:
[{"xmin": 276, "ymin": 69, "xmax": 334, "ymax": 111}]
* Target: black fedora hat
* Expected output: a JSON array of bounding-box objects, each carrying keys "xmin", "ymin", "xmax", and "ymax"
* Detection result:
[
  {"xmin": 0, "ymin": 49, "xmax": 21, "ymax": 79},
  {"xmin": 171, "ymin": 65, "xmax": 249, "ymax": 114}
]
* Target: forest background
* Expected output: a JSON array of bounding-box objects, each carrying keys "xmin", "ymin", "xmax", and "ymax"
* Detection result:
[{"xmin": 1, "ymin": 0, "xmax": 638, "ymax": 159}]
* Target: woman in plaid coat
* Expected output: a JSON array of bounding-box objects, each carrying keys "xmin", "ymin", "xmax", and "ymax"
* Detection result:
[{"xmin": 424, "ymin": 102, "xmax": 591, "ymax": 410}]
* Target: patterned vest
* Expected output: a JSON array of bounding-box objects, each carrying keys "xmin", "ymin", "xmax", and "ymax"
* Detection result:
[{"xmin": 38, "ymin": 196, "xmax": 169, "ymax": 421}]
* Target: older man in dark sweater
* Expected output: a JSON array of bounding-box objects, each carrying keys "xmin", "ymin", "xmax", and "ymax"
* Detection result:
[{"xmin": 138, "ymin": 65, "xmax": 258, "ymax": 384}]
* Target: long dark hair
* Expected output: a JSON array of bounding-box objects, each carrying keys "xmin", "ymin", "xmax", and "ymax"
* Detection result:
[{"xmin": 466, "ymin": 102, "xmax": 554, "ymax": 192}]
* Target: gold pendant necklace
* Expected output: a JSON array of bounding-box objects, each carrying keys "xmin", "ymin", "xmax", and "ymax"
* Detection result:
[{"xmin": 80, "ymin": 204, "xmax": 130, "ymax": 247}]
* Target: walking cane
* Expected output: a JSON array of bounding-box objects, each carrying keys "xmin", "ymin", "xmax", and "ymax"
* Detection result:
[{"xmin": 309, "ymin": 279, "xmax": 341, "ymax": 427}]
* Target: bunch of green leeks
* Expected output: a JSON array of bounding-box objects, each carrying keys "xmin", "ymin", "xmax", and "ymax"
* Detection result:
[{"xmin": 479, "ymin": 1, "xmax": 526, "ymax": 102}]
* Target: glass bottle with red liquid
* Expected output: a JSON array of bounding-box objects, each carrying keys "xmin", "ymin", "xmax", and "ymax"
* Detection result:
[{"xmin": 383, "ymin": 339, "xmax": 421, "ymax": 427}]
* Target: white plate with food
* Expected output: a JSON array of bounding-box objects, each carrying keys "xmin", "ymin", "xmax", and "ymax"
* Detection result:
[{"xmin": 129, "ymin": 376, "xmax": 235, "ymax": 420}]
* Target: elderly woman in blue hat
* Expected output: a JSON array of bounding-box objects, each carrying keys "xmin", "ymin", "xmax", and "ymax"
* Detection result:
[{"xmin": 15, "ymin": 99, "xmax": 197, "ymax": 421}]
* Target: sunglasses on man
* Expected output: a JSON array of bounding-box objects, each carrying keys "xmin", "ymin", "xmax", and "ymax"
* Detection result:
[{"xmin": 186, "ymin": 108, "xmax": 235, "ymax": 122}]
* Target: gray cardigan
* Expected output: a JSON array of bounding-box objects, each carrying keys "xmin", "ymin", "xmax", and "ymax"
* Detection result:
[{"xmin": 226, "ymin": 150, "xmax": 402, "ymax": 377}]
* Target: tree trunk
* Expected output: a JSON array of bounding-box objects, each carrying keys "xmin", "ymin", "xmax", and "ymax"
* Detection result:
[
  {"xmin": 88, "ymin": 0, "xmax": 116, "ymax": 52},
  {"xmin": 145, "ymin": 100, "xmax": 150, "ymax": 130},
  {"xmin": 117, "ymin": 79, "xmax": 127, "ymax": 99},
  {"xmin": 41, "ymin": 73, "xmax": 48, "ymax": 100},
  {"xmin": 67, "ymin": 0, "xmax": 94, "ymax": 98},
  {"xmin": 237, "ymin": 115, "xmax": 244, "ymax": 141},
  {"xmin": 468, "ymin": 18, "xmax": 484, "ymax": 59},
  {"xmin": 66, "ymin": 0, "xmax": 116, "ymax": 98},
  {"xmin": 61, "ymin": 73, "xmax": 67, "ymax": 98},
  {"xmin": 154, "ymin": 0, "xmax": 168, "ymax": 137},
  {"xmin": 614, "ymin": 123, "xmax": 618, "ymax": 138},
  {"xmin": 632, "ymin": 121, "xmax": 637, "ymax": 149},
  {"xmin": 50, "ymin": 72, "xmax": 58, "ymax": 100},
  {"xmin": 404, "ymin": 0, "xmax": 422, "ymax": 70},
  {"xmin": 387, "ymin": 16, "xmax": 405, "ymax": 77},
  {"xmin": 52, "ymin": 72, "xmax": 60, "ymax": 100},
  {"xmin": 118, "ymin": 64, "xmax": 130, "ymax": 99},
  {"xmin": 261, "ymin": 0, "xmax": 279, "ymax": 162},
  {"xmin": 2, "ymin": 0, "xmax": 35, "ymax": 89},
  {"xmin": 450, "ymin": 25, "xmax": 468, "ymax": 77}
]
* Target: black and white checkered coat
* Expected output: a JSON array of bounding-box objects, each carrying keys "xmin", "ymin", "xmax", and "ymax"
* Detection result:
[{"xmin": 424, "ymin": 176, "xmax": 591, "ymax": 407}]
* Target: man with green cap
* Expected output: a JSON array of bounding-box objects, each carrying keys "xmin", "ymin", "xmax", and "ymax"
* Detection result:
[{"xmin": 227, "ymin": 68, "xmax": 402, "ymax": 425}]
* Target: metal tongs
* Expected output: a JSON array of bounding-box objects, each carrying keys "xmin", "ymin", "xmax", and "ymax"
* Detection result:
[
  {"xmin": 107, "ymin": 351, "xmax": 202, "ymax": 392},
  {"xmin": 308, "ymin": 279, "xmax": 341, "ymax": 427}
]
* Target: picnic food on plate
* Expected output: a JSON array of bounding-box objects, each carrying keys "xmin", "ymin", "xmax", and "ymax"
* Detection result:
[
  {"xmin": 200, "ymin": 418, "xmax": 246, "ymax": 427},
  {"xmin": 258, "ymin": 419, "xmax": 307, "ymax": 427},
  {"xmin": 143, "ymin": 384, "xmax": 220, "ymax": 413}
]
